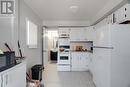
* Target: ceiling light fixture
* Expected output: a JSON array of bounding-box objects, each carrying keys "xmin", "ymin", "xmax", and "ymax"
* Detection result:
[{"xmin": 70, "ymin": 6, "xmax": 78, "ymax": 13}]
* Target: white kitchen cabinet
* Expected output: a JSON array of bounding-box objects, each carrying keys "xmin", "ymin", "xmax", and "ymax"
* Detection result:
[
  {"xmin": 71, "ymin": 53, "xmax": 80, "ymax": 70},
  {"xmin": 85, "ymin": 26, "xmax": 94, "ymax": 41},
  {"xmin": 88, "ymin": 53, "xmax": 93, "ymax": 74},
  {"xmin": 70, "ymin": 28, "xmax": 87, "ymax": 41},
  {"xmin": 115, "ymin": 4, "xmax": 130, "ymax": 23},
  {"xmin": 1, "ymin": 62, "xmax": 26, "ymax": 87},
  {"xmin": 71, "ymin": 52, "xmax": 89, "ymax": 71},
  {"xmin": 0, "ymin": 74, "xmax": 2, "ymax": 87}
]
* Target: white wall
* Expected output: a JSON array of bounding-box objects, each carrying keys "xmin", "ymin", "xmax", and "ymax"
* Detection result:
[
  {"xmin": 0, "ymin": 0, "xmax": 19, "ymax": 54},
  {"xmin": 19, "ymin": 0, "xmax": 43, "ymax": 69}
]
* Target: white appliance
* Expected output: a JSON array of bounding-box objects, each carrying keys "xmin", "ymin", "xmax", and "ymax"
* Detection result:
[
  {"xmin": 59, "ymin": 28, "xmax": 70, "ymax": 38},
  {"xmin": 92, "ymin": 23, "xmax": 130, "ymax": 87},
  {"xmin": 58, "ymin": 53, "xmax": 70, "ymax": 64},
  {"xmin": 58, "ymin": 38, "xmax": 70, "ymax": 46},
  {"xmin": 57, "ymin": 38, "xmax": 71, "ymax": 71},
  {"xmin": 57, "ymin": 53, "xmax": 71, "ymax": 71}
]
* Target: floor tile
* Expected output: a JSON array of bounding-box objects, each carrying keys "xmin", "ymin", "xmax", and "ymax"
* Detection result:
[{"xmin": 41, "ymin": 63, "xmax": 95, "ymax": 87}]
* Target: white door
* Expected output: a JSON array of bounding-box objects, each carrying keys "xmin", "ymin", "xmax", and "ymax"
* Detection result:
[
  {"xmin": 43, "ymin": 28, "xmax": 49, "ymax": 67},
  {"xmin": 71, "ymin": 53, "xmax": 80, "ymax": 70},
  {"xmin": 86, "ymin": 26, "xmax": 94, "ymax": 41},
  {"xmin": 0, "ymin": 74, "xmax": 2, "ymax": 87},
  {"xmin": 70, "ymin": 29, "xmax": 79, "ymax": 41},
  {"xmin": 80, "ymin": 53, "xmax": 87, "ymax": 70},
  {"xmin": 88, "ymin": 53, "xmax": 93, "ymax": 74},
  {"xmin": 78, "ymin": 53, "xmax": 89, "ymax": 71},
  {"xmin": 93, "ymin": 23, "xmax": 111, "ymax": 87},
  {"xmin": 70, "ymin": 28, "xmax": 86, "ymax": 41},
  {"xmin": 93, "ymin": 48, "xmax": 111, "ymax": 87},
  {"xmin": 111, "ymin": 24, "xmax": 130, "ymax": 87}
]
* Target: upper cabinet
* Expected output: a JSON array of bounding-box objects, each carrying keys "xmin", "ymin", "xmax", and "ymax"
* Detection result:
[
  {"xmin": 115, "ymin": 4, "xmax": 130, "ymax": 24},
  {"xmin": 85, "ymin": 26, "xmax": 95, "ymax": 41},
  {"xmin": 70, "ymin": 28, "xmax": 87, "ymax": 41}
]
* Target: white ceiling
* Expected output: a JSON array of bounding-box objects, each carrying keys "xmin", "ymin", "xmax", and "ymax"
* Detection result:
[{"xmin": 24, "ymin": 0, "xmax": 109, "ymax": 21}]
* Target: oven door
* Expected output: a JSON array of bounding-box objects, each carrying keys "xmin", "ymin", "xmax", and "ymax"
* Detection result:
[{"xmin": 58, "ymin": 53, "xmax": 70, "ymax": 64}]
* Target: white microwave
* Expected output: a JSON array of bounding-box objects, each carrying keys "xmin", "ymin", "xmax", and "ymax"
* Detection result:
[
  {"xmin": 59, "ymin": 33, "xmax": 70, "ymax": 38},
  {"xmin": 58, "ymin": 28, "xmax": 70, "ymax": 38},
  {"xmin": 58, "ymin": 38, "xmax": 70, "ymax": 45}
]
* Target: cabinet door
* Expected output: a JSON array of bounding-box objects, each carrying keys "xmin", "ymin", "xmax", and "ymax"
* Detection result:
[
  {"xmin": 71, "ymin": 53, "xmax": 89, "ymax": 71},
  {"xmin": 114, "ymin": 7, "xmax": 124, "ymax": 23},
  {"xmin": 70, "ymin": 29, "xmax": 79, "ymax": 41},
  {"xmin": 2, "ymin": 71, "xmax": 14, "ymax": 87},
  {"xmin": 2, "ymin": 64, "xmax": 26, "ymax": 87},
  {"xmin": 115, "ymin": 4, "xmax": 130, "ymax": 23},
  {"xmin": 71, "ymin": 53, "xmax": 80, "ymax": 70},
  {"xmin": 79, "ymin": 53, "xmax": 89, "ymax": 71},
  {"xmin": 78, "ymin": 29, "xmax": 87, "ymax": 41},
  {"xmin": 13, "ymin": 65, "xmax": 26, "ymax": 87},
  {"xmin": 124, "ymin": 4, "xmax": 130, "ymax": 21},
  {"xmin": 0, "ymin": 74, "xmax": 2, "ymax": 87},
  {"xmin": 86, "ymin": 26, "xmax": 94, "ymax": 41},
  {"xmin": 70, "ymin": 28, "xmax": 87, "ymax": 41},
  {"xmin": 88, "ymin": 53, "xmax": 94, "ymax": 74}
]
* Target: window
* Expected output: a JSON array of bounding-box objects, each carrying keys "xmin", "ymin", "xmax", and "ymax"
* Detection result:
[{"xmin": 26, "ymin": 19, "xmax": 38, "ymax": 48}]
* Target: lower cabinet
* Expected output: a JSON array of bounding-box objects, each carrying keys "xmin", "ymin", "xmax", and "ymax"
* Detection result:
[
  {"xmin": 71, "ymin": 52, "xmax": 90, "ymax": 71},
  {"xmin": 0, "ymin": 74, "xmax": 2, "ymax": 87},
  {"xmin": 0, "ymin": 62, "xmax": 26, "ymax": 87}
]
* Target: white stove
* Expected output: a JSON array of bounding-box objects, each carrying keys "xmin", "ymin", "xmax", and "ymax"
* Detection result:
[{"xmin": 57, "ymin": 38, "xmax": 71, "ymax": 71}]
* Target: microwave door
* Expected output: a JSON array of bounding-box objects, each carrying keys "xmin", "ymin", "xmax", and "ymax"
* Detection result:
[
  {"xmin": 0, "ymin": 55, "xmax": 7, "ymax": 71},
  {"xmin": 0, "ymin": 56, "xmax": 6, "ymax": 67}
]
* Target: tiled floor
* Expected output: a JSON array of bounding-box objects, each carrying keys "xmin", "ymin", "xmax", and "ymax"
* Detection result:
[{"xmin": 41, "ymin": 63, "xmax": 95, "ymax": 87}]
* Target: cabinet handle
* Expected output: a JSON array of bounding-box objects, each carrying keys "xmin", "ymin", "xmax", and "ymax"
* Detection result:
[
  {"xmin": 125, "ymin": 8, "xmax": 127, "ymax": 11},
  {"xmin": 1, "ymin": 76, "xmax": 3, "ymax": 87},
  {"xmin": 80, "ymin": 57, "xmax": 81, "ymax": 60},
  {"xmin": 125, "ymin": 14, "xmax": 127, "ymax": 18}
]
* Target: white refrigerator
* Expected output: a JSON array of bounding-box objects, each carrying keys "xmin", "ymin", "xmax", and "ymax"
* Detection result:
[{"xmin": 92, "ymin": 24, "xmax": 130, "ymax": 87}]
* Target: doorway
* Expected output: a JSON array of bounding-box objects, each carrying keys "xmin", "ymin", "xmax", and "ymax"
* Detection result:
[{"xmin": 42, "ymin": 27, "xmax": 58, "ymax": 68}]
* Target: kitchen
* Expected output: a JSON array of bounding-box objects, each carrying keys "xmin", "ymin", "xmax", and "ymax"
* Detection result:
[
  {"xmin": 0, "ymin": 0, "xmax": 130, "ymax": 87},
  {"xmin": 41, "ymin": 1, "xmax": 130, "ymax": 87}
]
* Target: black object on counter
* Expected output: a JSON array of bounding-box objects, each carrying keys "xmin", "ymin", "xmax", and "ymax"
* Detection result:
[
  {"xmin": 50, "ymin": 50, "xmax": 57, "ymax": 61},
  {"xmin": 31, "ymin": 65, "xmax": 43, "ymax": 81},
  {"xmin": 0, "ymin": 51, "xmax": 16, "ymax": 72}
]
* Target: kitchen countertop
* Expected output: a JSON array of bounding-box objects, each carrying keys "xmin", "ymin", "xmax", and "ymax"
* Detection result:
[
  {"xmin": 0, "ymin": 59, "xmax": 26, "ymax": 73},
  {"xmin": 70, "ymin": 50, "xmax": 93, "ymax": 53}
]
